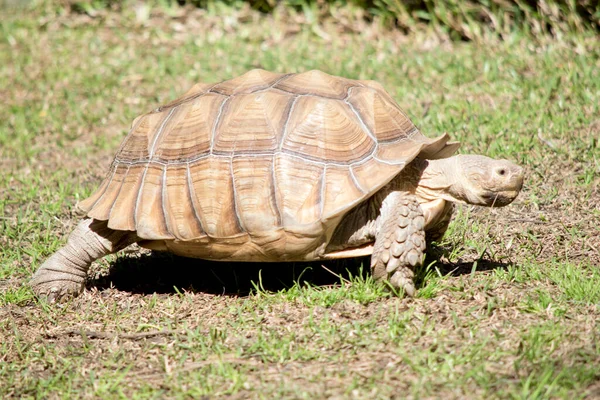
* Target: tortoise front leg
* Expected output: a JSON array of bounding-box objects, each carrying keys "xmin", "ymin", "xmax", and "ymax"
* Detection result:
[
  {"xmin": 31, "ymin": 218, "xmax": 135, "ymax": 301},
  {"xmin": 421, "ymin": 199, "xmax": 455, "ymax": 244},
  {"xmin": 370, "ymin": 192, "xmax": 426, "ymax": 297}
]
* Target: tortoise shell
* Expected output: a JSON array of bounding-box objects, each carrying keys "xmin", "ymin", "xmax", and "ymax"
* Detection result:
[{"xmin": 77, "ymin": 69, "xmax": 456, "ymax": 261}]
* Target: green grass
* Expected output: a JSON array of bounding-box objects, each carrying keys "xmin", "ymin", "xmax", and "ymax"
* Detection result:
[
  {"xmin": 41, "ymin": 0, "xmax": 600, "ymax": 40},
  {"xmin": 1, "ymin": 1, "xmax": 599, "ymax": 398}
]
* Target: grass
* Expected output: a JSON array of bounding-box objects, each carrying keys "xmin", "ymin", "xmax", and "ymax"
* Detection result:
[
  {"xmin": 1, "ymin": 1, "xmax": 600, "ymax": 398},
  {"xmin": 53, "ymin": 0, "xmax": 600, "ymax": 40}
]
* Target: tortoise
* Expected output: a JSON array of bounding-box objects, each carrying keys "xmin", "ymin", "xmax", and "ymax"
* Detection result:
[{"xmin": 31, "ymin": 69, "xmax": 524, "ymax": 300}]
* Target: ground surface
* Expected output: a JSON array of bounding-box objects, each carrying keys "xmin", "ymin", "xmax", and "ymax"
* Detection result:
[{"xmin": 1, "ymin": 3, "xmax": 599, "ymax": 399}]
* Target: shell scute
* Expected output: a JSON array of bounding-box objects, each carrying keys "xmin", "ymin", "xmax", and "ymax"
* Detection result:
[
  {"xmin": 213, "ymin": 91, "xmax": 294, "ymax": 154},
  {"xmin": 350, "ymin": 157, "xmax": 405, "ymax": 194},
  {"xmin": 188, "ymin": 157, "xmax": 243, "ymax": 238},
  {"xmin": 275, "ymin": 70, "xmax": 356, "ymax": 99},
  {"xmin": 134, "ymin": 164, "xmax": 173, "ymax": 240},
  {"xmin": 163, "ymin": 164, "xmax": 206, "ymax": 240},
  {"xmin": 153, "ymin": 93, "xmax": 226, "ymax": 161},
  {"xmin": 211, "ymin": 69, "xmax": 286, "ymax": 95},
  {"xmin": 321, "ymin": 165, "xmax": 365, "ymax": 220},
  {"xmin": 347, "ymin": 86, "xmax": 418, "ymax": 143},
  {"xmin": 107, "ymin": 164, "xmax": 145, "ymax": 231},
  {"xmin": 274, "ymin": 154, "xmax": 324, "ymax": 227},
  {"xmin": 115, "ymin": 114, "xmax": 155, "ymax": 161},
  {"xmin": 157, "ymin": 82, "xmax": 214, "ymax": 111},
  {"xmin": 231, "ymin": 156, "xmax": 281, "ymax": 232},
  {"xmin": 86, "ymin": 163, "xmax": 129, "ymax": 221},
  {"xmin": 281, "ymin": 96, "xmax": 375, "ymax": 163}
]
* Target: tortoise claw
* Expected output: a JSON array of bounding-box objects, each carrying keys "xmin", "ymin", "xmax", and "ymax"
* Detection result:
[
  {"xmin": 390, "ymin": 270, "xmax": 416, "ymax": 297},
  {"xmin": 30, "ymin": 270, "xmax": 85, "ymax": 303}
]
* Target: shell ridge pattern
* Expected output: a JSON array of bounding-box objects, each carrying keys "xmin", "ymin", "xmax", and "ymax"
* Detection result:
[
  {"xmin": 246, "ymin": 73, "xmax": 295, "ymax": 95},
  {"xmin": 149, "ymin": 107, "xmax": 177, "ymax": 159},
  {"xmin": 273, "ymin": 70, "xmax": 364, "ymax": 99},
  {"xmin": 372, "ymin": 156, "xmax": 407, "ymax": 166},
  {"xmin": 379, "ymin": 125, "xmax": 420, "ymax": 144},
  {"xmin": 280, "ymin": 94, "xmax": 377, "ymax": 165},
  {"xmin": 160, "ymin": 164, "xmax": 173, "ymax": 235},
  {"xmin": 352, "ymin": 85, "xmax": 418, "ymax": 166},
  {"xmin": 269, "ymin": 73, "xmax": 294, "ymax": 88},
  {"xmin": 133, "ymin": 164, "xmax": 149, "ymax": 226},
  {"xmin": 269, "ymin": 155, "xmax": 283, "ymax": 227},
  {"xmin": 257, "ymin": 92, "xmax": 284, "ymax": 148},
  {"xmin": 272, "ymin": 86, "xmax": 368, "ymax": 100},
  {"xmin": 185, "ymin": 163, "xmax": 206, "ymax": 234},
  {"xmin": 408, "ymin": 128, "xmax": 421, "ymax": 141},
  {"xmin": 112, "ymin": 82, "xmax": 391, "ymax": 167},
  {"xmin": 229, "ymin": 145, "xmax": 246, "ymax": 233},
  {"xmin": 87, "ymin": 164, "xmax": 118, "ymax": 211},
  {"xmin": 277, "ymin": 95, "xmax": 301, "ymax": 151},
  {"xmin": 107, "ymin": 164, "xmax": 131, "ymax": 221},
  {"xmin": 343, "ymin": 87, "xmax": 380, "ymax": 148},
  {"xmin": 316, "ymin": 167, "xmax": 325, "ymax": 221},
  {"xmin": 280, "ymin": 149, "xmax": 366, "ymax": 167},
  {"xmin": 155, "ymin": 82, "xmax": 218, "ymax": 113},
  {"xmin": 113, "ymin": 113, "xmax": 147, "ymax": 163},
  {"xmin": 208, "ymin": 88, "xmax": 230, "ymax": 96},
  {"xmin": 113, "ymin": 150, "xmax": 379, "ymax": 168},
  {"xmin": 268, "ymin": 73, "xmax": 294, "ymax": 87},
  {"xmin": 209, "ymin": 96, "xmax": 232, "ymax": 155},
  {"xmin": 319, "ymin": 164, "xmax": 327, "ymax": 219},
  {"xmin": 348, "ymin": 166, "xmax": 366, "ymax": 194}
]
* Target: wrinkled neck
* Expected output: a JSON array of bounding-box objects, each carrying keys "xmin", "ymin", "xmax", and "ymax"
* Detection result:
[{"xmin": 415, "ymin": 157, "xmax": 460, "ymax": 202}]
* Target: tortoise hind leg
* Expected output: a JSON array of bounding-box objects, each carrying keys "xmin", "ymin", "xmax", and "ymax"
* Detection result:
[
  {"xmin": 31, "ymin": 218, "xmax": 136, "ymax": 302},
  {"xmin": 370, "ymin": 192, "xmax": 426, "ymax": 297}
]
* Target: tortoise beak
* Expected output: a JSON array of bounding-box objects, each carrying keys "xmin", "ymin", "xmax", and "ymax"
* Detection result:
[
  {"xmin": 507, "ymin": 165, "xmax": 524, "ymax": 191},
  {"xmin": 483, "ymin": 190, "xmax": 520, "ymax": 207}
]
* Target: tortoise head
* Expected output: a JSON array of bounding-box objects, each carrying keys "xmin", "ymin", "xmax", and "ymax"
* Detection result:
[
  {"xmin": 451, "ymin": 155, "xmax": 524, "ymax": 207},
  {"xmin": 418, "ymin": 155, "xmax": 524, "ymax": 207}
]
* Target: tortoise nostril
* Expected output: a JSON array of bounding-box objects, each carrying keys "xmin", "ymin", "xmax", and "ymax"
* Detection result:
[{"xmin": 497, "ymin": 168, "xmax": 506, "ymax": 176}]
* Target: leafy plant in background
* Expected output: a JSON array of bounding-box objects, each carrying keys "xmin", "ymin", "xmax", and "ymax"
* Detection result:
[{"xmin": 51, "ymin": 0, "xmax": 600, "ymax": 40}]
